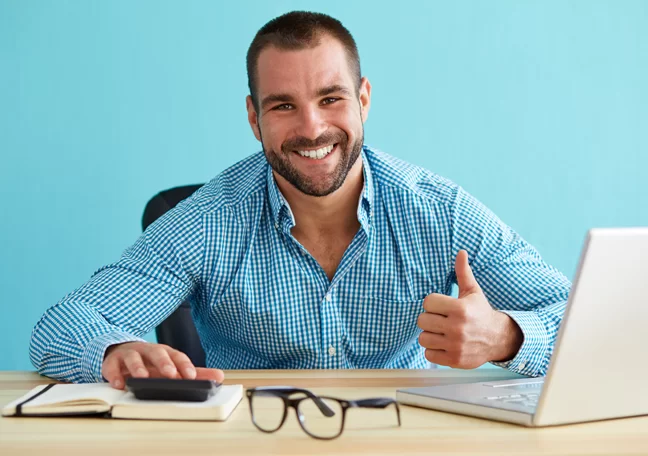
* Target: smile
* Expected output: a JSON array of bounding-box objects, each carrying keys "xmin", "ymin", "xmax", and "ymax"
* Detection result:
[{"xmin": 295, "ymin": 144, "xmax": 336, "ymax": 159}]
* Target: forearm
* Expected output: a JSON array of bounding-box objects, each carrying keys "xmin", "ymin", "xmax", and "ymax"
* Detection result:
[
  {"xmin": 489, "ymin": 300, "xmax": 567, "ymax": 377},
  {"xmin": 450, "ymin": 186, "xmax": 571, "ymax": 377},
  {"xmin": 29, "ymin": 300, "xmax": 145, "ymax": 383},
  {"xmin": 489, "ymin": 311, "xmax": 524, "ymax": 363},
  {"xmin": 30, "ymin": 246, "xmax": 196, "ymax": 383}
]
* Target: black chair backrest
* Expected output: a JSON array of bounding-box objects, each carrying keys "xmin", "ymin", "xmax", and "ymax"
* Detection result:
[{"xmin": 142, "ymin": 184, "xmax": 206, "ymax": 367}]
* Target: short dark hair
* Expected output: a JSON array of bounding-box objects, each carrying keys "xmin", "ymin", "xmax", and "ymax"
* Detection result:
[{"xmin": 246, "ymin": 11, "xmax": 361, "ymax": 111}]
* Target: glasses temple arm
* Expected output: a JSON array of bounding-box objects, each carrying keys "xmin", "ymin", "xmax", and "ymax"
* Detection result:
[
  {"xmin": 347, "ymin": 398, "xmax": 402, "ymax": 426},
  {"xmin": 250, "ymin": 386, "xmax": 336, "ymax": 417}
]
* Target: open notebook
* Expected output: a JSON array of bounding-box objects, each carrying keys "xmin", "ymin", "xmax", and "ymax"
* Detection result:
[{"xmin": 2, "ymin": 382, "xmax": 243, "ymax": 421}]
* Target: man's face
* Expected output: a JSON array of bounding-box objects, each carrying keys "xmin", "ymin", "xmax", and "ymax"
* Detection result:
[{"xmin": 246, "ymin": 35, "xmax": 371, "ymax": 197}]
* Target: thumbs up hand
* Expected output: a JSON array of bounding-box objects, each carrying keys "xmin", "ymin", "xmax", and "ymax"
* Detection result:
[{"xmin": 417, "ymin": 250, "xmax": 524, "ymax": 368}]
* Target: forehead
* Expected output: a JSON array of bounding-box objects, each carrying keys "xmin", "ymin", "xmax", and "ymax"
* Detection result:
[{"xmin": 255, "ymin": 36, "xmax": 354, "ymax": 98}]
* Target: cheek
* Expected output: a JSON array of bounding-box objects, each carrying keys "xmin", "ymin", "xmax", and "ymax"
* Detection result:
[
  {"xmin": 335, "ymin": 111, "xmax": 361, "ymax": 142},
  {"xmin": 260, "ymin": 116, "xmax": 288, "ymax": 149}
]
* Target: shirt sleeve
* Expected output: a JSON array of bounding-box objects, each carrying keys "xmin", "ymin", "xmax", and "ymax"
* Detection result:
[
  {"xmin": 29, "ymin": 197, "xmax": 206, "ymax": 383},
  {"xmin": 450, "ymin": 186, "xmax": 571, "ymax": 378}
]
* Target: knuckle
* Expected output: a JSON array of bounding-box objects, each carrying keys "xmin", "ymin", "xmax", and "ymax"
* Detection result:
[
  {"xmin": 423, "ymin": 294, "xmax": 439, "ymax": 310},
  {"xmin": 454, "ymin": 307, "xmax": 468, "ymax": 322},
  {"xmin": 454, "ymin": 329, "xmax": 467, "ymax": 345},
  {"xmin": 174, "ymin": 351, "xmax": 192, "ymax": 365},
  {"xmin": 149, "ymin": 347, "xmax": 168, "ymax": 361},
  {"xmin": 448, "ymin": 353, "xmax": 462, "ymax": 367},
  {"xmin": 124, "ymin": 352, "xmax": 142, "ymax": 366}
]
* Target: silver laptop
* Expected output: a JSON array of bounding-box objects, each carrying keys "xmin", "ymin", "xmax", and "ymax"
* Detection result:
[{"xmin": 397, "ymin": 228, "xmax": 648, "ymax": 427}]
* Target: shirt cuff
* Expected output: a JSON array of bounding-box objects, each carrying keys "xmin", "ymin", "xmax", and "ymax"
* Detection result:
[
  {"xmin": 80, "ymin": 331, "xmax": 146, "ymax": 383},
  {"xmin": 489, "ymin": 310, "xmax": 550, "ymax": 377}
]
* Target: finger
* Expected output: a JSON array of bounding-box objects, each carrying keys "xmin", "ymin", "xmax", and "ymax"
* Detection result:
[
  {"xmin": 144, "ymin": 366, "xmax": 221, "ymax": 382},
  {"xmin": 168, "ymin": 350, "xmax": 197, "ymax": 379},
  {"xmin": 102, "ymin": 352, "xmax": 126, "ymax": 389},
  {"xmin": 418, "ymin": 331, "xmax": 447, "ymax": 350},
  {"xmin": 455, "ymin": 250, "xmax": 481, "ymax": 297},
  {"xmin": 143, "ymin": 366, "xmax": 182, "ymax": 379},
  {"xmin": 123, "ymin": 351, "xmax": 149, "ymax": 378},
  {"xmin": 424, "ymin": 348, "xmax": 451, "ymax": 366},
  {"xmin": 417, "ymin": 312, "xmax": 449, "ymax": 334},
  {"xmin": 195, "ymin": 368, "xmax": 225, "ymax": 384},
  {"xmin": 423, "ymin": 293, "xmax": 457, "ymax": 316},
  {"xmin": 144, "ymin": 346, "xmax": 178, "ymax": 378}
]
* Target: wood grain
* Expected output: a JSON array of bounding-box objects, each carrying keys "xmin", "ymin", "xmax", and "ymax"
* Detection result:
[{"xmin": 1, "ymin": 369, "xmax": 647, "ymax": 456}]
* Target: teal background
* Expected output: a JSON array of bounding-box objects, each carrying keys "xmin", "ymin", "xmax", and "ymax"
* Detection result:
[{"xmin": 1, "ymin": 1, "xmax": 647, "ymax": 371}]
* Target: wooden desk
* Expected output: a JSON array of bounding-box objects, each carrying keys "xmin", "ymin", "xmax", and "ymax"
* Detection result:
[{"xmin": 1, "ymin": 369, "xmax": 647, "ymax": 455}]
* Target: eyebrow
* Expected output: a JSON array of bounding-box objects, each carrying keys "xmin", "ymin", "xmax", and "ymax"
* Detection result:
[
  {"xmin": 317, "ymin": 84, "xmax": 353, "ymax": 97},
  {"xmin": 260, "ymin": 84, "xmax": 353, "ymax": 110}
]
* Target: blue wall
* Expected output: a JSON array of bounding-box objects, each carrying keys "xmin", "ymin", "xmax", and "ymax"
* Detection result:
[{"xmin": 1, "ymin": 1, "xmax": 647, "ymax": 370}]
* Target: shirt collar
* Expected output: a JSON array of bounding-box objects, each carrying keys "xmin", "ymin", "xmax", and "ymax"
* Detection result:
[{"xmin": 266, "ymin": 146, "xmax": 375, "ymax": 234}]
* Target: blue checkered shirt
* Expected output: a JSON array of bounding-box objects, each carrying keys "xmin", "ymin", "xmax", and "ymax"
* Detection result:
[{"xmin": 30, "ymin": 146, "xmax": 571, "ymax": 383}]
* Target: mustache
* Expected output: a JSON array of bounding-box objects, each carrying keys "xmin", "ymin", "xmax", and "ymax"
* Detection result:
[{"xmin": 282, "ymin": 131, "xmax": 346, "ymax": 153}]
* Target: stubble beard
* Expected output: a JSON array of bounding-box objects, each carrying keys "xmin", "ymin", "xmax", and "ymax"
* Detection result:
[{"xmin": 260, "ymin": 126, "xmax": 364, "ymax": 197}]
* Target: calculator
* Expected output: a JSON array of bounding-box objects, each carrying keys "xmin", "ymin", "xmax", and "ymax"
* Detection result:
[{"xmin": 126, "ymin": 378, "xmax": 222, "ymax": 402}]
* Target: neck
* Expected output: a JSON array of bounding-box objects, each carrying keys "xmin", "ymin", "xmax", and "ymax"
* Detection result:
[{"xmin": 274, "ymin": 155, "xmax": 364, "ymax": 239}]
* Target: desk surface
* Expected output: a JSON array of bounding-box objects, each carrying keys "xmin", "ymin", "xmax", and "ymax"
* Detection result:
[{"xmin": 1, "ymin": 369, "xmax": 647, "ymax": 455}]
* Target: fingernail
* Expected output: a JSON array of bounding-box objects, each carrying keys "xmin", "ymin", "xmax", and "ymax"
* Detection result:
[
  {"xmin": 113, "ymin": 379, "xmax": 123, "ymax": 389},
  {"xmin": 136, "ymin": 368, "xmax": 148, "ymax": 377},
  {"xmin": 162, "ymin": 365, "xmax": 176, "ymax": 376},
  {"xmin": 184, "ymin": 367, "xmax": 196, "ymax": 379}
]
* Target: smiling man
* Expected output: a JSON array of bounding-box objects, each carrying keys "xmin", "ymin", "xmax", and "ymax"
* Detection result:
[{"xmin": 30, "ymin": 11, "xmax": 571, "ymax": 389}]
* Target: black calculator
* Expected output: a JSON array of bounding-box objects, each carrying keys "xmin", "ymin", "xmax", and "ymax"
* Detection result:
[{"xmin": 126, "ymin": 378, "xmax": 222, "ymax": 402}]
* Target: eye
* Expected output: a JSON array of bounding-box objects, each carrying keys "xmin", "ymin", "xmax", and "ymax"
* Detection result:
[
  {"xmin": 273, "ymin": 104, "xmax": 293, "ymax": 111},
  {"xmin": 321, "ymin": 97, "xmax": 340, "ymax": 105}
]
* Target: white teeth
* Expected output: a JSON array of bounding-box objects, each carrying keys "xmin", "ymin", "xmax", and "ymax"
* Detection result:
[{"xmin": 296, "ymin": 144, "xmax": 335, "ymax": 159}]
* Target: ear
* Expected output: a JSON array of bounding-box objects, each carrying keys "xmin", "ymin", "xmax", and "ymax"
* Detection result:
[
  {"xmin": 246, "ymin": 95, "xmax": 262, "ymax": 142},
  {"xmin": 358, "ymin": 76, "xmax": 372, "ymax": 123}
]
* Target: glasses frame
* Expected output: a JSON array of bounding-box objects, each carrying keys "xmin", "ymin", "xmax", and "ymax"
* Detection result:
[{"xmin": 246, "ymin": 386, "xmax": 401, "ymax": 440}]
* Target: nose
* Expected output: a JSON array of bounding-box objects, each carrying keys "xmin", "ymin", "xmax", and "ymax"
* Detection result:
[{"xmin": 293, "ymin": 105, "xmax": 327, "ymax": 141}]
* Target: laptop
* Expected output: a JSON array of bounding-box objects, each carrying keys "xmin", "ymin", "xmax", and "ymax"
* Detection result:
[{"xmin": 396, "ymin": 227, "xmax": 648, "ymax": 427}]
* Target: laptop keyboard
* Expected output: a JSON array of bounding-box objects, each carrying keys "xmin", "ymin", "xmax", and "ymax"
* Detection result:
[{"xmin": 484, "ymin": 393, "xmax": 539, "ymax": 408}]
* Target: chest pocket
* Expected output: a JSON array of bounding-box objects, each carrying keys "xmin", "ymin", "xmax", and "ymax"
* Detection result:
[{"xmin": 341, "ymin": 296, "xmax": 426, "ymax": 364}]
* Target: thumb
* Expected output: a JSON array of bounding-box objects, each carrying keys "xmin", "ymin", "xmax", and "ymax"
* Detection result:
[{"xmin": 455, "ymin": 250, "xmax": 481, "ymax": 298}]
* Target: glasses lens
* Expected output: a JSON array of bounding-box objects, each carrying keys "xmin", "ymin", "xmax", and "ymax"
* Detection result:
[
  {"xmin": 250, "ymin": 392, "xmax": 285, "ymax": 432},
  {"xmin": 297, "ymin": 397, "xmax": 344, "ymax": 439}
]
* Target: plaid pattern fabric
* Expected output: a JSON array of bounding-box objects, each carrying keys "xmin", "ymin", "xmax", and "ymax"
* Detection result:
[{"xmin": 30, "ymin": 146, "xmax": 571, "ymax": 383}]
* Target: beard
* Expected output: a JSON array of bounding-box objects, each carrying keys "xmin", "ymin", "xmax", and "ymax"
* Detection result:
[{"xmin": 260, "ymin": 126, "xmax": 364, "ymax": 197}]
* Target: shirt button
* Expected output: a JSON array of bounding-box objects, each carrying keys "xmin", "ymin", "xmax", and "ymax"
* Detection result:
[
  {"xmin": 274, "ymin": 222, "xmax": 279, "ymax": 230},
  {"xmin": 519, "ymin": 361, "xmax": 527, "ymax": 370},
  {"xmin": 328, "ymin": 345, "xmax": 336, "ymax": 356},
  {"xmin": 324, "ymin": 294, "xmax": 332, "ymax": 302}
]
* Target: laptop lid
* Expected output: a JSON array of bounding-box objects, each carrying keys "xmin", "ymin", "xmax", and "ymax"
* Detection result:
[{"xmin": 533, "ymin": 228, "xmax": 648, "ymax": 426}]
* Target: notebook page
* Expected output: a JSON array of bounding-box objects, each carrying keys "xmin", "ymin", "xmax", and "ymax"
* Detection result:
[{"xmin": 5, "ymin": 383, "xmax": 125, "ymax": 409}]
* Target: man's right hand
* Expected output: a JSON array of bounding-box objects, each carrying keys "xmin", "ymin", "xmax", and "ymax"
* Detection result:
[{"xmin": 102, "ymin": 342, "xmax": 225, "ymax": 390}]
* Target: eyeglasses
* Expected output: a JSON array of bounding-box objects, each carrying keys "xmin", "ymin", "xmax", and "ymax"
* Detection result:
[{"xmin": 246, "ymin": 386, "xmax": 401, "ymax": 440}]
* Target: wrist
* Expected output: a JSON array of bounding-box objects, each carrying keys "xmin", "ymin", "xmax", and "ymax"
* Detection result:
[{"xmin": 490, "ymin": 311, "xmax": 524, "ymax": 362}]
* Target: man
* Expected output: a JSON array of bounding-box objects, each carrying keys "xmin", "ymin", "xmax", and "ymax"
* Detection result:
[{"xmin": 30, "ymin": 11, "xmax": 571, "ymax": 390}]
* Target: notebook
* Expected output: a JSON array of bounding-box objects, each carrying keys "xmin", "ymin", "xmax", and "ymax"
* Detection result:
[{"xmin": 2, "ymin": 382, "xmax": 243, "ymax": 421}]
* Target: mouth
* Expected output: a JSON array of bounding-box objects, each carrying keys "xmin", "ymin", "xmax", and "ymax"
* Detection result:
[{"xmin": 293, "ymin": 143, "xmax": 337, "ymax": 160}]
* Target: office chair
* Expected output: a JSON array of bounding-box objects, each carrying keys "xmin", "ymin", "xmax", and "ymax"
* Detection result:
[{"xmin": 142, "ymin": 184, "xmax": 206, "ymax": 367}]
